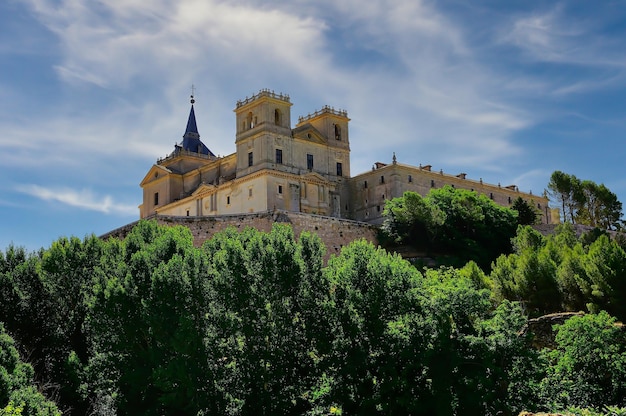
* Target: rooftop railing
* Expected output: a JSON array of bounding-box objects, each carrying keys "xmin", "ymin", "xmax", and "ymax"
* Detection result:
[
  {"xmin": 298, "ymin": 105, "xmax": 348, "ymax": 123},
  {"xmin": 236, "ymin": 89, "xmax": 290, "ymax": 108}
]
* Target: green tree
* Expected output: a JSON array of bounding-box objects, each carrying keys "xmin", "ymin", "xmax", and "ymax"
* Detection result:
[
  {"xmin": 0, "ymin": 244, "xmax": 85, "ymax": 413},
  {"xmin": 207, "ymin": 224, "xmax": 330, "ymax": 415},
  {"xmin": 512, "ymin": 196, "xmax": 539, "ymax": 225},
  {"xmin": 548, "ymin": 171, "xmax": 584, "ymax": 224},
  {"xmin": 461, "ymin": 300, "xmax": 542, "ymax": 414},
  {"xmin": 380, "ymin": 190, "xmax": 445, "ymax": 246},
  {"xmin": 548, "ymin": 172, "xmax": 623, "ymax": 230},
  {"xmin": 321, "ymin": 240, "xmax": 426, "ymax": 414},
  {"xmin": 492, "ymin": 226, "xmax": 571, "ymax": 316},
  {"xmin": 596, "ymin": 185, "xmax": 623, "ymax": 230},
  {"xmin": 0, "ymin": 323, "xmax": 61, "ymax": 416},
  {"xmin": 576, "ymin": 181, "xmax": 623, "ymax": 230},
  {"xmin": 420, "ymin": 268, "xmax": 540, "ymax": 415},
  {"xmin": 382, "ymin": 187, "xmax": 518, "ymax": 270},
  {"xmin": 540, "ymin": 312, "xmax": 626, "ymax": 409},
  {"xmin": 427, "ymin": 187, "xmax": 518, "ymax": 260},
  {"xmin": 583, "ymin": 235, "xmax": 626, "ymax": 320},
  {"xmin": 86, "ymin": 220, "xmax": 223, "ymax": 415},
  {"xmin": 556, "ymin": 244, "xmax": 591, "ymax": 312}
]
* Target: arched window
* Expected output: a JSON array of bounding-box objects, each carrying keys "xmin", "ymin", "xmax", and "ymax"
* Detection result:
[
  {"xmin": 274, "ymin": 109, "xmax": 281, "ymax": 125},
  {"xmin": 334, "ymin": 124, "xmax": 341, "ymax": 140},
  {"xmin": 246, "ymin": 112, "xmax": 254, "ymax": 129}
]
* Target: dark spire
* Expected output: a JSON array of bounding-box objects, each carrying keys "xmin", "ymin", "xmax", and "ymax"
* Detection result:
[
  {"xmin": 180, "ymin": 91, "xmax": 215, "ymax": 157},
  {"xmin": 184, "ymin": 98, "xmax": 199, "ymax": 138}
]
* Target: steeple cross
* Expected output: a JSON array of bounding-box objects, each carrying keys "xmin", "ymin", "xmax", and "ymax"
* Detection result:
[{"xmin": 190, "ymin": 84, "xmax": 196, "ymax": 104}]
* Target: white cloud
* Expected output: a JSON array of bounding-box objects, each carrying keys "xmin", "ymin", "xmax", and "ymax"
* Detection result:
[
  {"xmin": 12, "ymin": 0, "xmax": 557, "ymax": 178},
  {"xmin": 19, "ymin": 184, "xmax": 137, "ymax": 215},
  {"xmin": 502, "ymin": 7, "xmax": 626, "ymax": 69},
  {"xmin": 24, "ymin": 0, "xmax": 331, "ymax": 88},
  {"xmin": 551, "ymin": 73, "xmax": 626, "ymax": 96}
]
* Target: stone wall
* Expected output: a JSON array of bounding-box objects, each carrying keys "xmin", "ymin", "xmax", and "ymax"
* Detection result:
[
  {"xmin": 101, "ymin": 210, "xmax": 379, "ymax": 261},
  {"xmin": 104, "ymin": 214, "xmax": 620, "ymax": 265},
  {"xmin": 519, "ymin": 312, "xmax": 584, "ymax": 350}
]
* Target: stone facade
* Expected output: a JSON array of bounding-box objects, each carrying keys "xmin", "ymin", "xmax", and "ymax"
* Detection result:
[
  {"xmin": 350, "ymin": 158, "xmax": 554, "ymax": 225},
  {"xmin": 139, "ymin": 89, "xmax": 554, "ymax": 225},
  {"xmin": 103, "ymin": 210, "xmax": 378, "ymax": 261}
]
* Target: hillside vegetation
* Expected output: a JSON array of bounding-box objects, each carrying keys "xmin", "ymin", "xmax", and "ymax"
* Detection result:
[
  {"xmin": 1, "ymin": 216, "xmax": 626, "ymax": 415},
  {"xmin": 2, "ymin": 175, "xmax": 626, "ymax": 415}
]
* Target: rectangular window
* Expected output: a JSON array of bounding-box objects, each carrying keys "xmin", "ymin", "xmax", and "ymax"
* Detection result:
[
  {"xmin": 380, "ymin": 175, "xmax": 385, "ymax": 184},
  {"xmin": 336, "ymin": 162, "xmax": 343, "ymax": 177},
  {"xmin": 307, "ymin": 154, "xmax": 314, "ymax": 170},
  {"xmin": 430, "ymin": 180, "xmax": 435, "ymax": 188},
  {"xmin": 227, "ymin": 195, "xmax": 231, "ymax": 205},
  {"xmin": 408, "ymin": 175, "xmax": 412, "ymax": 183},
  {"xmin": 154, "ymin": 192, "xmax": 159, "ymax": 205},
  {"xmin": 278, "ymin": 185, "xmax": 283, "ymax": 194},
  {"xmin": 249, "ymin": 188, "xmax": 253, "ymax": 197},
  {"xmin": 364, "ymin": 180, "xmax": 368, "ymax": 189},
  {"xmin": 275, "ymin": 148, "xmax": 283, "ymax": 164},
  {"xmin": 248, "ymin": 152, "xmax": 253, "ymax": 167}
]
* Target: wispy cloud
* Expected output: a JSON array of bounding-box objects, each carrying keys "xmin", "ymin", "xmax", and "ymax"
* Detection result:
[
  {"xmin": 551, "ymin": 73, "xmax": 626, "ymax": 96},
  {"xmin": 502, "ymin": 6, "xmax": 626, "ymax": 69},
  {"xmin": 11, "ymin": 0, "xmax": 622, "ymax": 186},
  {"xmin": 24, "ymin": 0, "xmax": 331, "ymax": 88},
  {"xmin": 19, "ymin": 184, "xmax": 137, "ymax": 215}
]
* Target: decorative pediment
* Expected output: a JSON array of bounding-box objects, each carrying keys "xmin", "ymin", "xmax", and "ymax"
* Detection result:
[
  {"xmin": 140, "ymin": 164, "xmax": 175, "ymax": 187},
  {"xmin": 302, "ymin": 171, "xmax": 331, "ymax": 184},
  {"xmin": 191, "ymin": 183, "xmax": 218, "ymax": 197},
  {"xmin": 292, "ymin": 124, "xmax": 327, "ymax": 144}
]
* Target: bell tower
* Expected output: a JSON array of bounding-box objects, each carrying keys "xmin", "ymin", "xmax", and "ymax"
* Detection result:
[{"xmin": 234, "ymin": 89, "xmax": 292, "ymax": 176}]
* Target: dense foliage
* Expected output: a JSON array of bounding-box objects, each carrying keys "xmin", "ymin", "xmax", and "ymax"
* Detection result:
[
  {"xmin": 2, "ymin": 221, "xmax": 626, "ymax": 415},
  {"xmin": 381, "ymin": 187, "xmax": 518, "ymax": 269},
  {"xmin": 512, "ymin": 196, "xmax": 539, "ymax": 226},
  {"xmin": 491, "ymin": 224, "xmax": 626, "ymax": 320},
  {"xmin": 548, "ymin": 171, "xmax": 623, "ymax": 230},
  {"xmin": 0, "ymin": 323, "xmax": 61, "ymax": 415}
]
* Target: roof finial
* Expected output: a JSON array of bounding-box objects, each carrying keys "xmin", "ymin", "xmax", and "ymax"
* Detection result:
[
  {"xmin": 190, "ymin": 84, "xmax": 196, "ymax": 104},
  {"xmin": 392, "ymin": 152, "xmax": 397, "ymax": 164}
]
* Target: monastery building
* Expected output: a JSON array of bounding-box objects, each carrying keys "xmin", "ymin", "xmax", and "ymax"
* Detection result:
[{"xmin": 139, "ymin": 89, "xmax": 554, "ymax": 224}]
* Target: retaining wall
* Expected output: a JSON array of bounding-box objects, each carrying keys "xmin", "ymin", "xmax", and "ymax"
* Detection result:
[{"xmin": 101, "ymin": 211, "xmax": 379, "ymax": 260}]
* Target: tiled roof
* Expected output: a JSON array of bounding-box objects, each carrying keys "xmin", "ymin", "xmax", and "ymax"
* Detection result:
[{"xmin": 180, "ymin": 103, "xmax": 215, "ymax": 157}]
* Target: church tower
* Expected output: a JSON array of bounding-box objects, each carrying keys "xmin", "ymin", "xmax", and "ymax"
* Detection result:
[
  {"xmin": 234, "ymin": 89, "xmax": 293, "ymax": 177},
  {"xmin": 139, "ymin": 94, "xmax": 217, "ymax": 218},
  {"xmin": 180, "ymin": 94, "xmax": 215, "ymax": 157}
]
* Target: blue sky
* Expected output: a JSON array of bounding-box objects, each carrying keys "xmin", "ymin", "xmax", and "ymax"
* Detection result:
[{"xmin": 2, "ymin": 0, "xmax": 626, "ymax": 252}]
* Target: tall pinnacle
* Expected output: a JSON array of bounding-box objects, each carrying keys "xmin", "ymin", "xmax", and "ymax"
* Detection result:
[
  {"xmin": 180, "ymin": 91, "xmax": 215, "ymax": 157},
  {"xmin": 184, "ymin": 95, "xmax": 199, "ymax": 139}
]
